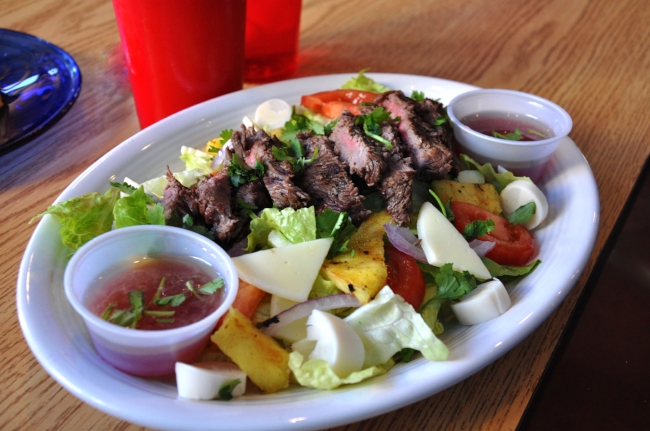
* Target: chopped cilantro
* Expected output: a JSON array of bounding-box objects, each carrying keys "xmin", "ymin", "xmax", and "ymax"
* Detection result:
[
  {"xmin": 462, "ymin": 219, "xmax": 495, "ymax": 240},
  {"xmin": 110, "ymin": 181, "xmax": 137, "ymax": 195},
  {"xmin": 218, "ymin": 379, "xmax": 241, "ymax": 401},
  {"xmin": 100, "ymin": 277, "xmax": 224, "ymax": 328},
  {"xmin": 492, "ymin": 128, "xmax": 523, "ymax": 141},
  {"xmin": 181, "ymin": 214, "xmax": 215, "ymax": 241},
  {"xmin": 433, "ymin": 116, "xmax": 447, "ymax": 126},
  {"xmin": 198, "ymin": 278, "xmax": 225, "ymax": 295},
  {"xmin": 227, "ymin": 153, "xmax": 264, "ymax": 187},
  {"xmin": 354, "ymin": 107, "xmax": 399, "ymax": 149},
  {"xmin": 315, "ymin": 209, "xmax": 357, "ymax": 258},
  {"xmin": 411, "ymin": 90, "xmax": 426, "ymax": 101},
  {"xmin": 434, "ymin": 264, "xmax": 477, "ymax": 300},
  {"xmin": 507, "ymin": 202, "xmax": 536, "ymax": 226},
  {"xmin": 280, "ymin": 111, "xmax": 328, "ymax": 147},
  {"xmin": 154, "ymin": 293, "xmax": 187, "ymax": 307}
]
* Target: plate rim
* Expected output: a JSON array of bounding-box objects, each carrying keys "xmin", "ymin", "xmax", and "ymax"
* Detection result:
[{"xmin": 16, "ymin": 73, "xmax": 600, "ymax": 431}]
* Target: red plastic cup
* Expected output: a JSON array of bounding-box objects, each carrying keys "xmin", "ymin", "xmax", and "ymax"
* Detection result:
[
  {"xmin": 112, "ymin": 0, "xmax": 247, "ymax": 129},
  {"xmin": 244, "ymin": 0, "xmax": 302, "ymax": 83}
]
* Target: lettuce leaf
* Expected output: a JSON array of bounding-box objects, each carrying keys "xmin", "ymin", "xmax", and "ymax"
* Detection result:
[
  {"xmin": 180, "ymin": 146, "xmax": 214, "ymax": 174},
  {"xmin": 288, "ymin": 351, "xmax": 390, "ymax": 390},
  {"xmin": 344, "ymin": 286, "xmax": 449, "ymax": 367},
  {"xmin": 482, "ymin": 257, "xmax": 542, "ymax": 280},
  {"xmin": 340, "ymin": 70, "xmax": 389, "ymax": 93},
  {"xmin": 113, "ymin": 186, "xmax": 165, "ymax": 228},
  {"xmin": 31, "ymin": 188, "xmax": 121, "ymax": 251},
  {"xmin": 245, "ymin": 207, "xmax": 318, "ymax": 252},
  {"xmin": 137, "ymin": 169, "xmax": 206, "ymax": 199},
  {"xmin": 460, "ymin": 154, "xmax": 531, "ymax": 193}
]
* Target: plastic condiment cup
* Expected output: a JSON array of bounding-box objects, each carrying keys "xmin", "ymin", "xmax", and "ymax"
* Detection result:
[
  {"xmin": 447, "ymin": 89, "xmax": 573, "ymax": 181},
  {"xmin": 64, "ymin": 225, "xmax": 239, "ymax": 377}
]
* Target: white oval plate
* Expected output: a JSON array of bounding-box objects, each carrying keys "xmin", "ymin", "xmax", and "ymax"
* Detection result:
[{"xmin": 17, "ymin": 74, "xmax": 599, "ymax": 431}]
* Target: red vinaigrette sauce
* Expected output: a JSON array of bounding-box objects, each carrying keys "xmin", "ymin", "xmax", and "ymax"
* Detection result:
[
  {"xmin": 461, "ymin": 112, "xmax": 554, "ymax": 142},
  {"xmin": 89, "ymin": 256, "xmax": 225, "ymax": 330}
]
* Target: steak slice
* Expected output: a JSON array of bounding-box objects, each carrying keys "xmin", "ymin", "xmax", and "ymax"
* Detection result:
[
  {"xmin": 196, "ymin": 170, "xmax": 245, "ymax": 245},
  {"xmin": 162, "ymin": 167, "xmax": 200, "ymax": 222},
  {"xmin": 230, "ymin": 126, "xmax": 310, "ymax": 210},
  {"xmin": 235, "ymin": 179, "xmax": 272, "ymax": 212},
  {"xmin": 297, "ymin": 135, "xmax": 371, "ymax": 225},
  {"xmin": 378, "ymin": 151, "xmax": 416, "ymax": 226},
  {"xmin": 375, "ymin": 91, "xmax": 454, "ymax": 181},
  {"xmin": 329, "ymin": 110, "xmax": 388, "ymax": 187}
]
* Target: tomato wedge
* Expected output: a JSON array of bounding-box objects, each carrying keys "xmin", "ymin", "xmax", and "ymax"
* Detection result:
[
  {"xmin": 385, "ymin": 245, "xmax": 426, "ymax": 309},
  {"xmin": 451, "ymin": 201, "xmax": 536, "ymax": 266},
  {"xmin": 217, "ymin": 279, "xmax": 267, "ymax": 328},
  {"xmin": 301, "ymin": 89, "xmax": 378, "ymax": 118}
]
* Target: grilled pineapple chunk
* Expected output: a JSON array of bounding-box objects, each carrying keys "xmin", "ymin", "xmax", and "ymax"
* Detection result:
[
  {"xmin": 211, "ymin": 308, "xmax": 290, "ymax": 393},
  {"xmin": 320, "ymin": 211, "xmax": 392, "ymax": 304},
  {"xmin": 431, "ymin": 179, "xmax": 502, "ymax": 215}
]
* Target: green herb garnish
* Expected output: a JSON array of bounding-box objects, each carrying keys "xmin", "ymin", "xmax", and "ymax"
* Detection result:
[
  {"xmin": 492, "ymin": 128, "xmax": 523, "ymax": 141},
  {"xmin": 354, "ymin": 107, "xmax": 399, "ymax": 149},
  {"xmin": 527, "ymin": 129, "xmax": 547, "ymax": 139},
  {"xmin": 507, "ymin": 202, "xmax": 536, "ymax": 226},
  {"xmin": 411, "ymin": 90, "xmax": 426, "ymax": 101},
  {"xmin": 227, "ymin": 153, "xmax": 265, "ymax": 187},
  {"xmin": 218, "ymin": 379, "xmax": 241, "ymax": 401},
  {"xmin": 434, "ymin": 263, "xmax": 478, "ymax": 300},
  {"xmin": 428, "ymin": 190, "xmax": 454, "ymax": 220},
  {"xmin": 462, "ymin": 219, "xmax": 495, "ymax": 240}
]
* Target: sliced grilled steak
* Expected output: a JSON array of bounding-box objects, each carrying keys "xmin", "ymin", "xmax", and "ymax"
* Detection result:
[
  {"xmin": 297, "ymin": 135, "xmax": 371, "ymax": 225},
  {"xmin": 375, "ymin": 91, "xmax": 454, "ymax": 181},
  {"xmin": 196, "ymin": 170, "xmax": 246, "ymax": 245},
  {"xmin": 230, "ymin": 126, "xmax": 310, "ymax": 210},
  {"xmin": 378, "ymin": 151, "xmax": 415, "ymax": 226},
  {"xmin": 235, "ymin": 179, "xmax": 272, "ymax": 211},
  {"xmin": 162, "ymin": 167, "xmax": 200, "ymax": 221},
  {"xmin": 329, "ymin": 110, "xmax": 388, "ymax": 187}
]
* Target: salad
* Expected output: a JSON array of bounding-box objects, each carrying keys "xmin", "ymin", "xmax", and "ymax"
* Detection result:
[{"xmin": 34, "ymin": 72, "xmax": 548, "ymax": 399}]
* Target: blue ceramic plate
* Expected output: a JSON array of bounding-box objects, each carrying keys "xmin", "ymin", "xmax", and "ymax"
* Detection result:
[{"xmin": 0, "ymin": 28, "xmax": 82, "ymax": 154}]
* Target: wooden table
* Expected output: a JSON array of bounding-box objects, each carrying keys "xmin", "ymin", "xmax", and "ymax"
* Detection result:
[{"xmin": 1, "ymin": 0, "xmax": 648, "ymax": 429}]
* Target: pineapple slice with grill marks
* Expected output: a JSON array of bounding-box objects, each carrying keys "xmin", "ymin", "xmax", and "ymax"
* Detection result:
[{"xmin": 320, "ymin": 211, "xmax": 393, "ymax": 304}]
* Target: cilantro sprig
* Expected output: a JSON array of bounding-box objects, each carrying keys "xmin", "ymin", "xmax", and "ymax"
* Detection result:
[
  {"xmin": 492, "ymin": 128, "xmax": 523, "ymax": 141},
  {"xmin": 315, "ymin": 208, "xmax": 357, "ymax": 258},
  {"xmin": 462, "ymin": 219, "xmax": 495, "ymax": 240},
  {"xmin": 354, "ymin": 107, "xmax": 399, "ymax": 149},
  {"xmin": 433, "ymin": 263, "xmax": 478, "ymax": 300},
  {"xmin": 507, "ymin": 202, "xmax": 536, "ymax": 226},
  {"xmin": 227, "ymin": 153, "xmax": 265, "ymax": 187}
]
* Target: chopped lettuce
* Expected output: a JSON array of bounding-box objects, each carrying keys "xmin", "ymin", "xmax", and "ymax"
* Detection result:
[
  {"xmin": 180, "ymin": 145, "xmax": 214, "ymax": 174},
  {"xmin": 344, "ymin": 286, "xmax": 449, "ymax": 367},
  {"xmin": 245, "ymin": 207, "xmax": 356, "ymax": 257},
  {"xmin": 31, "ymin": 188, "xmax": 121, "ymax": 251},
  {"xmin": 482, "ymin": 257, "xmax": 542, "ymax": 280},
  {"xmin": 341, "ymin": 70, "xmax": 389, "ymax": 93},
  {"xmin": 246, "ymin": 207, "xmax": 318, "ymax": 252},
  {"xmin": 137, "ymin": 169, "xmax": 206, "ymax": 199},
  {"xmin": 460, "ymin": 154, "xmax": 531, "ymax": 193},
  {"xmin": 288, "ymin": 351, "xmax": 390, "ymax": 390},
  {"xmin": 113, "ymin": 186, "xmax": 165, "ymax": 228},
  {"xmin": 419, "ymin": 286, "xmax": 444, "ymax": 335}
]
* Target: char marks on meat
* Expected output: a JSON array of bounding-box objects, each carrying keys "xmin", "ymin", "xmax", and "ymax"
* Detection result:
[
  {"xmin": 375, "ymin": 91, "xmax": 454, "ymax": 181},
  {"xmin": 162, "ymin": 167, "xmax": 200, "ymax": 221},
  {"xmin": 378, "ymin": 150, "xmax": 415, "ymax": 226},
  {"xmin": 197, "ymin": 170, "xmax": 246, "ymax": 244},
  {"xmin": 230, "ymin": 125, "xmax": 310, "ymax": 209},
  {"xmin": 297, "ymin": 135, "xmax": 371, "ymax": 225},
  {"xmin": 329, "ymin": 110, "xmax": 388, "ymax": 187},
  {"xmin": 235, "ymin": 179, "xmax": 272, "ymax": 211}
]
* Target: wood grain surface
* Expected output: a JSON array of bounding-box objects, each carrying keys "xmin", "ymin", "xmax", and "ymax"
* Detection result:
[{"xmin": 1, "ymin": 0, "xmax": 649, "ymax": 430}]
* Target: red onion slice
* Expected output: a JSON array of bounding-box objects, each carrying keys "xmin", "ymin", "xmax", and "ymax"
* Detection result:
[
  {"xmin": 469, "ymin": 239, "xmax": 496, "ymax": 257},
  {"xmin": 384, "ymin": 223, "xmax": 428, "ymax": 263},
  {"xmin": 260, "ymin": 294, "xmax": 361, "ymax": 337}
]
